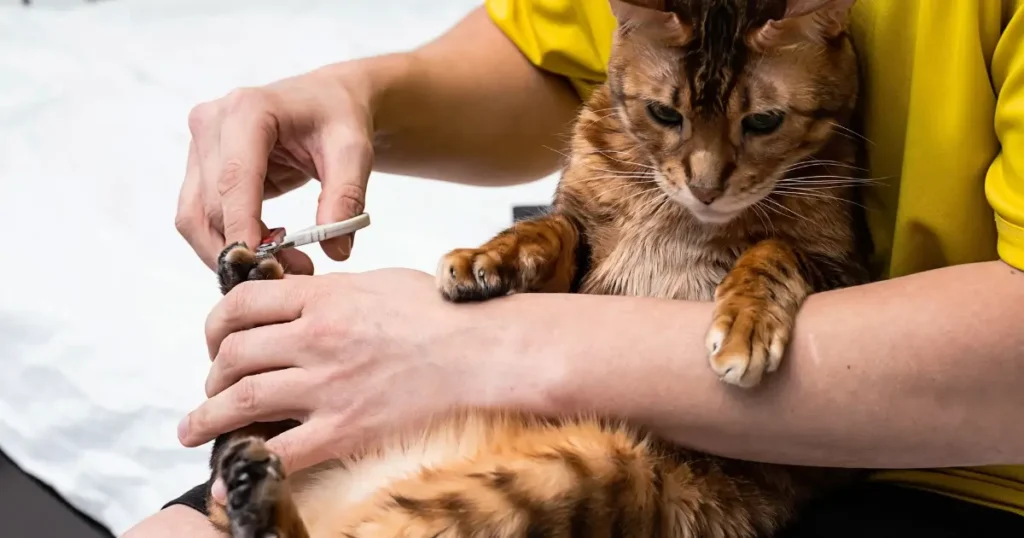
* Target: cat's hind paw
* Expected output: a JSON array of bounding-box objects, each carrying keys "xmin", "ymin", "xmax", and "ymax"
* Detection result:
[
  {"xmin": 217, "ymin": 242, "xmax": 284, "ymax": 295},
  {"xmin": 217, "ymin": 437, "xmax": 286, "ymax": 538}
]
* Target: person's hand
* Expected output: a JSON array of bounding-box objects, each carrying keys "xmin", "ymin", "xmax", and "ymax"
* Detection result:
[
  {"xmin": 175, "ymin": 65, "xmax": 375, "ymax": 272},
  {"xmin": 175, "ymin": 269, "xmax": 496, "ymax": 485}
]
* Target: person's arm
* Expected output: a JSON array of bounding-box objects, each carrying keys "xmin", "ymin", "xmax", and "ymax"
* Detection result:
[
  {"xmin": 176, "ymin": 6, "xmax": 581, "ymax": 270},
  {"xmin": 479, "ymin": 3, "xmax": 1024, "ymax": 469},
  {"xmin": 479, "ymin": 259, "xmax": 1024, "ymax": 468},
  {"xmin": 349, "ymin": 6, "xmax": 583, "ymax": 185}
]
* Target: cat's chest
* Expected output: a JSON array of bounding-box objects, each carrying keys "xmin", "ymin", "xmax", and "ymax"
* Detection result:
[{"xmin": 579, "ymin": 220, "xmax": 740, "ymax": 302}]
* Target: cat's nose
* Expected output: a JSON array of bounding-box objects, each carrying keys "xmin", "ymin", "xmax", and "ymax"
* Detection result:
[{"xmin": 688, "ymin": 185, "xmax": 723, "ymax": 205}]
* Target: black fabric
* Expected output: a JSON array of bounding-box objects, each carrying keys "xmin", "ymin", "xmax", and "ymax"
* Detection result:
[
  {"xmin": 166, "ymin": 478, "xmax": 1024, "ymax": 535},
  {"xmin": 163, "ymin": 480, "xmax": 212, "ymax": 515},
  {"xmin": 0, "ymin": 448, "xmax": 114, "ymax": 538},
  {"xmin": 777, "ymin": 481, "xmax": 1024, "ymax": 537}
]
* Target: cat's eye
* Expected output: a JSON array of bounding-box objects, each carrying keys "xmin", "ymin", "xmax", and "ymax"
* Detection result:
[
  {"xmin": 646, "ymin": 102, "xmax": 684, "ymax": 127},
  {"xmin": 742, "ymin": 111, "xmax": 785, "ymax": 135}
]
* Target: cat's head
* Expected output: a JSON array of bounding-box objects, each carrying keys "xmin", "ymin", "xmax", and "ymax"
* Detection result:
[{"xmin": 605, "ymin": 0, "xmax": 859, "ymax": 224}]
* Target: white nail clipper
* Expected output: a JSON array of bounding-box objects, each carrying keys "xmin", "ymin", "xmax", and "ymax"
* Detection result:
[{"xmin": 255, "ymin": 213, "xmax": 371, "ymax": 257}]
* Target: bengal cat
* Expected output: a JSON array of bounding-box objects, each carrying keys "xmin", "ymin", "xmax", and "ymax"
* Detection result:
[{"xmin": 206, "ymin": 0, "xmax": 873, "ymax": 536}]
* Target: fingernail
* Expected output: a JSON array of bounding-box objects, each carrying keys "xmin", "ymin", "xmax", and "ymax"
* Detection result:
[
  {"xmin": 177, "ymin": 415, "xmax": 190, "ymax": 442},
  {"xmin": 332, "ymin": 236, "xmax": 353, "ymax": 258},
  {"xmin": 211, "ymin": 478, "xmax": 227, "ymax": 504}
]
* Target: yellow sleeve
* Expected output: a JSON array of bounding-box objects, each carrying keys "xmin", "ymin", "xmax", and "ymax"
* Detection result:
[
  {"xmin": 484, "ymin": 0, "xmax": 616, "ymax": 99},
  {"xmin": 986, "ymin": 2, "xmax": 1024, "ymax": 271}
]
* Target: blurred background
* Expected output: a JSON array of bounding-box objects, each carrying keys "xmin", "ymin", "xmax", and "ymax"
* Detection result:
[{"xmin": 0, "ymin": 0, "xmax": 559, "ymax": 536}]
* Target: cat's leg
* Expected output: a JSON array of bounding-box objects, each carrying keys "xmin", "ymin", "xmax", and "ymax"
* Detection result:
[
  {"xmin": 336, "ymin": 424, "xmax": 800, "ymax": 538},
  {"xmin": 707, "ymin": 239, "xmax": 811, "ymax": 389},
  {"xmin": 437, "ymin": 213, "xmax": 583, "ymax": 302},
  {"xmin": 338, "ymin": 430, "xmax": 665, "ymax": 538},
  {"xmin": 207, "ymin": 242, "xmax": 305, "ymax": 536},
  {"xmin": 214, "ymin": 436, "xmax": 310, "ymax": 538}
]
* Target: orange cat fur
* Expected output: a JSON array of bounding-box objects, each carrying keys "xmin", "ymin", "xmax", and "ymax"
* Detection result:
[{"xmin": 207, "ymin": 0, "xmax": 872, "ymax": 536}]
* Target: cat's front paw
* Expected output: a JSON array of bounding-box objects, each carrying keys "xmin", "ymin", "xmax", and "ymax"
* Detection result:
[
  {"xmin": 706, "ymin": 294, "xmax": 791, "ymax": 389},
  {"xmin": 437, "ymin": 247, "xmax": 526, "ymax": 302},
  {"xmin": 217, "ymin": 242, "xmax": 284, "ymax": 295},
  {"xmin": 216, "ymin": 437, "xmax": 285, "ymax": 538}
]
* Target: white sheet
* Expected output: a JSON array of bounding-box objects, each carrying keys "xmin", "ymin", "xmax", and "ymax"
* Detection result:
[{"xmin": 0, "ymin": 1, "xmax": 559, "ymax": 533}]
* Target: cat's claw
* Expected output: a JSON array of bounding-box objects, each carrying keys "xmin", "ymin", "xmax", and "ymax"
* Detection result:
[
  {"xmin": 706, "ymin": 297, "xmax": 791, "ymax": 389},
  {"xmin": 437, "ymin": 248, "xmax": 524, "ymax": 302},
  {"xmin": 217, "ymin": 242, "xmax": 285, "ymax": 294}
]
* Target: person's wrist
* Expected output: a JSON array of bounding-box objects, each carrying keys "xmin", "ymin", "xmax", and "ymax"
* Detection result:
[
  {"xmin": 457, "ymin": 294, "xmax": 575, "ymax": 417},
  {"xmin": 317, "ymin": 53, "xmax": 413, "ymax": 133}
]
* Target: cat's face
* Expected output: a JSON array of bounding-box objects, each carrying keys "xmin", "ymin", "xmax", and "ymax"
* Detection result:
[{"xmin": 606, "ymin": 0, "xmax": 858, "ymax": 224}]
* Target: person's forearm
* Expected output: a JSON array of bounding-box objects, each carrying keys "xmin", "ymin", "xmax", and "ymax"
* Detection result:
[
  {"xmin": 327, "ymin": 7, "xmax": 582, "ymax": 186},
  {"xmin": 477, "ymin": 260, "xmax": 1024, "ymax": 468}
]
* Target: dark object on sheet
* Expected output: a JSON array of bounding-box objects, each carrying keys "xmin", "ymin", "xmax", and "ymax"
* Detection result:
[{"xmin": 0, "ymin": 448, "xmax": 114, "ymax": 538}]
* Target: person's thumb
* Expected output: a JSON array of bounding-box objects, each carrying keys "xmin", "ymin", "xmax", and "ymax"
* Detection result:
[
  {"xmin": 208, "ymin": 419, "xmax": 352, "ymax": 505},
  {"xmin": 316, "ymin": 130, "xmax": 372, "ymax": 262}
]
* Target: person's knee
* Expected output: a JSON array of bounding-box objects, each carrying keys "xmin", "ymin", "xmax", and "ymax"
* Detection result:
[{"xmin": 120, "ymin": 505, "xmax": 224, "ymax": 538}]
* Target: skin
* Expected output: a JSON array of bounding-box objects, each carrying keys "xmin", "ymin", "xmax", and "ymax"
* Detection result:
[
  {"xmin": 174, "ymin": 7, "xmax": 580, "ymax": 272},
  {"xmin": 127, "ymin": 5, "xmax": 1024, "ymax": 537}
]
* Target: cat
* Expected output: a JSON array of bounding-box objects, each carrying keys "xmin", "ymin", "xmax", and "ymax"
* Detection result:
[{"xmin": 205, "ymin": 0, "xmax": 873, "ymax": 536}]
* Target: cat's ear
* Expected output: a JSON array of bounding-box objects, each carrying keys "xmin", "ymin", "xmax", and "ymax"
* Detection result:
[
  {"xmin": 750, "ymin": 0, "xmax": 855, "ymax": 50},
  {"xmin": 609, "ymin": 0, "xmax": 693, "ymax": 47}
]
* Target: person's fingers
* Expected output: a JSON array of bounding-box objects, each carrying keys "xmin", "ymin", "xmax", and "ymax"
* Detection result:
[
  {"xmin": 178, "ymin": 368, "xmax": 310, "ymax": 447},
  {"xmin": 176, "ymin": 142, "xmax": 226, "ymax": 270},
  {"xmin": 217, "ymin": 97, "xmax": 278, "ymax": 251},
  {"xmin": 264, "ymin": 417, "xmax": 346, "ymax": 475},
  {"xmin": 265, "ymin": 160, "xmax": 313, "ymax": 200},
  {"xmin": 205, "ymin": 321, "xmax": 305, "ymax": 398},
  {"xmin": 205, "ymin": 276, "xmax": 311, "ymax": 358},
  {"xmin": 277, "ymin": 249, "xmax": 314, "ymax": 276},
  {"xmin": 315, "ymin": 127, "xmax": 372, "ymax": 261},
  {"xmin": 256, "ymin": 221, "xmax": 314, "ymax": 275}
]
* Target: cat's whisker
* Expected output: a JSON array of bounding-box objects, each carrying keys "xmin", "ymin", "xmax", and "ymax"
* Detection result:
[
  {"xmin": 619, "ymin": 184, "xmax": 665, "ymax": 207},
  {"xmin": 785, "ymin": 157, "xmax": 849, "ymax": 168},
  {"xmin": 784, "ymin": 162, "xmax": 869, "ymax": 173},
  {"xmin": 760, "ymin": 197, "xmax": 809, "ymax": 222},
  {"xmin": 829, "ymin": 122, "xmax": 875, "ymax": 146},
  {"xmin": 578, "ymin": 108, "xmax": 621, "ymax": 129},
  {"xmin": 574, "ymin": 173, "xmax": 659, "ymax": 182},
  {"xmin": 590, "ymin": 149, "xmax": 658, "ymax": 171},
  {"xmin": 772, "ymin": 188, "xmax": 870, "ymax": 210},
  {"xmin": 757, "ymin": 199, "xmax": 787, "ymax": 221},
  {"xmin": 750, "ymin": 201, "xmax": 775, "ymax": 236},
  {"xmin": 778, "ymin": 174, "xmax": 890, "ymax": 185},
  {"xmin": 636, "ymin": 190, "xmax": 671, "ymax": 216},
  {"xmin": 779, "ymin": 173, "xmax": 879, "ymax": 181},
  {"xmin": 544, "ymin": 146, "xmax": 656, "ymax": 177},
  {"xmin": 776, "ymin": 181, "xmax": 875, "ymax": 190},
  {"xmin": 587, "ymin": 180, "xmax": 659, "ymax": 202}
]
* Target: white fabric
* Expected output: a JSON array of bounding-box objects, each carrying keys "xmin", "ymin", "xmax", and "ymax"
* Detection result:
[{"xmin": 0, "ymin": 1, "xmax": 558, "ymax": 534}]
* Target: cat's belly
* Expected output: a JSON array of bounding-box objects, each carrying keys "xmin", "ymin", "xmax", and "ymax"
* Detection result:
[
  {"xmin": 289, "ymin": 413, "xmax": 494, "ymax": 531},
  {"xmin": 580, "ymin": 229, "xmax": 732, "ymax": 301}
]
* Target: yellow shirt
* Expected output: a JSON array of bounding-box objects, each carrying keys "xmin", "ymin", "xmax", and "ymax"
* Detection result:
[{"xmin": 486, "ymin": 0, "xmax": 1024, "ymax": 518}]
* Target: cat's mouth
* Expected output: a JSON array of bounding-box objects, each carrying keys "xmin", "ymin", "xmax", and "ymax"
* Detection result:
[
  {"xmin": 682, "ymin": 202, "xmax": 740, "ymax": 224},
  {"xmin": 654, "ymin": 172, "xmax": 750, "ymax": 224}
]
